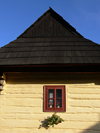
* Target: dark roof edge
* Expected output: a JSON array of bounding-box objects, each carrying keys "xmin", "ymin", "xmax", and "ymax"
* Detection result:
[
  {"xmin": 17, "ymin": 7, "xmax": 83, "ymax": 38},
  {"xmin": 1, "ymin": 64, "xmax": 100, "ymax": 73},
  {"xmin": 0, "ymin": 63, "xmax": 100, "ymax": 67}
]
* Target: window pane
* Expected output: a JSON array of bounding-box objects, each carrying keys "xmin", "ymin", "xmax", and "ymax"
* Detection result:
[
  {"xmin": 48, "ymin": 89, "xmax": 54, "ymax": 98},
  {"xmin": 56, "ymin": 99, "xmax": 62, "ymax": 108},
  {"xmin": 48, "ymin": 99, "xmax": 54, "ymax": 108},
  {"xmin": 56, "ymin": 89, "xmax": 62, "ymax": 98}
]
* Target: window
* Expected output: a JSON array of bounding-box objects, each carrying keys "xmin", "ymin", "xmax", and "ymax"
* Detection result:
[{"xmin": 43, "ymin": 85, "xmax": 66, "ymax": 112}]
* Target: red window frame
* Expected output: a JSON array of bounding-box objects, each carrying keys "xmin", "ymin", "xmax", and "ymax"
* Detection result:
[{"xmin": 43, "ymin": 85, "xmax": 66, "ymax": 112}]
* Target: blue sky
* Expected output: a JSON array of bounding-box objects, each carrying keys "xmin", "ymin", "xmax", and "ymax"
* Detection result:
[{"xmin": 0, "ymin": 0, "xmax": 100, "ymax": 47}]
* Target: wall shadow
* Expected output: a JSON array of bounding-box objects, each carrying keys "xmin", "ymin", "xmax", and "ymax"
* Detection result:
[
  {"xmin": 5, "ymin": 72, "xmax": 100, "ymax": 85},
  {"xmin": 81, "ymin": 121, "xmax": 100, "ymax": 133}
]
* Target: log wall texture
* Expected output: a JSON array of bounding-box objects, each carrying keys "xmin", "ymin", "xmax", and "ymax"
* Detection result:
[{"xmin": 0, "ymin": 72, "xmax": 100, "ymax": 133}]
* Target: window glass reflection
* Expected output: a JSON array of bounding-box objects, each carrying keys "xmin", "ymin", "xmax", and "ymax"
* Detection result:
[{"xmin": 48, "ymin": 89, "xmax": 54, "ymax": 98}]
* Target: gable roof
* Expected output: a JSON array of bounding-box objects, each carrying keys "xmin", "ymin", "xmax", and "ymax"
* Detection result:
[{"xmin": 0, "ymin": 8, "xmax": 100, "ymax": 67}]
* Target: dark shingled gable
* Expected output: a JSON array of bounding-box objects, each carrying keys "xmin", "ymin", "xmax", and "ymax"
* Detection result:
[{"xmin": 0, "ymin": 8, "xmax": 100, "ymax": 72}]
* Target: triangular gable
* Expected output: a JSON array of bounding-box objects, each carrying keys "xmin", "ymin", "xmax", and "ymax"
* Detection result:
[{"xmin": 18, "ymin": 8, "xmax": 82, "ymax": 38}]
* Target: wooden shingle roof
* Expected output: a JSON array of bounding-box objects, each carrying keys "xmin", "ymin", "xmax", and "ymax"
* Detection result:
[{"xmin": 0, "ymin": 8, "xmax": 100, "ymax": 67}]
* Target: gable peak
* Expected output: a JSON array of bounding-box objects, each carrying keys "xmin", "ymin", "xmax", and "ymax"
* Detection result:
[{"xmin": 18, "ymin": 8, "xmax": 83, "ymax": 38}]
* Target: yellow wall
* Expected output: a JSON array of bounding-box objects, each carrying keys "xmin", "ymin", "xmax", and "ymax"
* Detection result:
[{"xmin": 0, "ymin": 72, "xmax": 100, "ymax": 133}]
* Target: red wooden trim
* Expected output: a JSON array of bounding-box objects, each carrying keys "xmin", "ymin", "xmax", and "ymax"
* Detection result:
[
  {"xmin": 47, "ymin": 89, "xmax": 48, "ymax": 109},
  {"xmin": 43, "ymin": 87, "xmax": 46, "ymax": 112},
  {"xmin": 54, "ymin": 88, "xmax": 56, "ymax": 109},
  {"xmin": 43, "ymin": 85, "xmax": 66, "ymax": 112}
]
